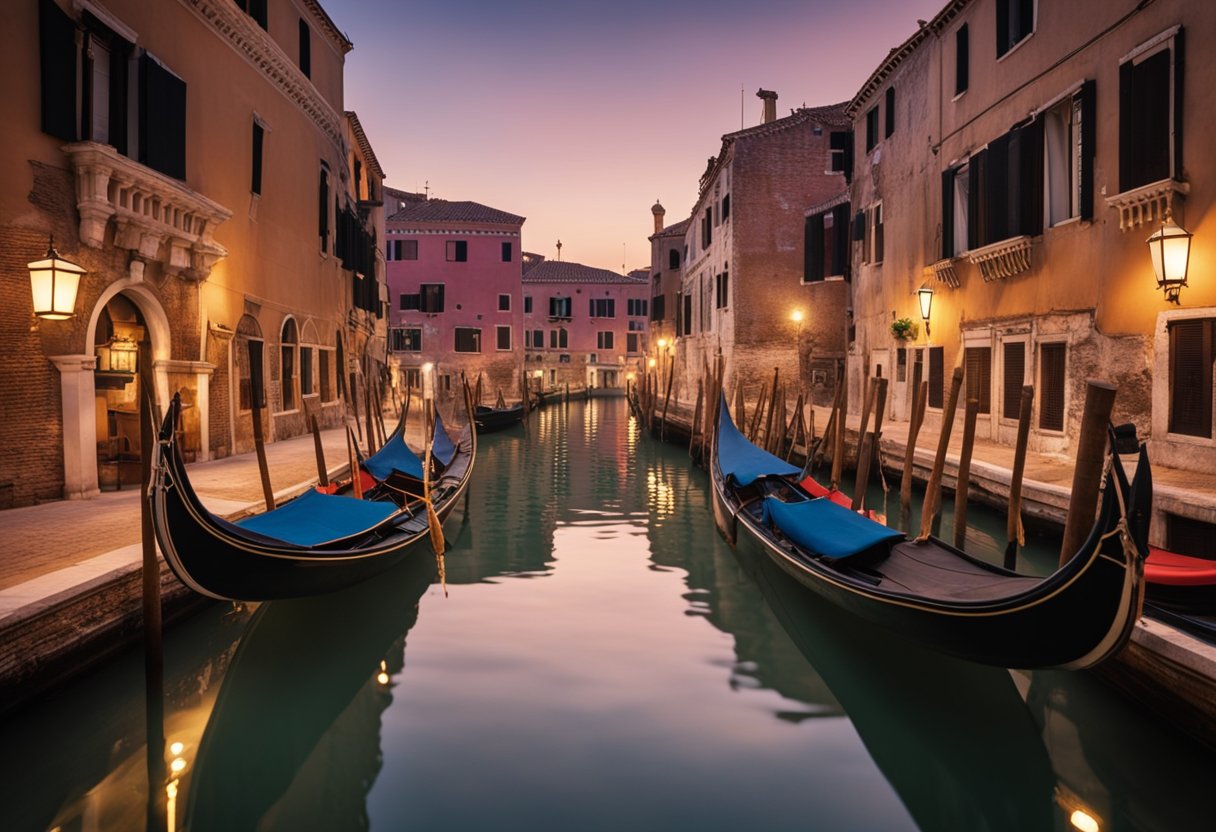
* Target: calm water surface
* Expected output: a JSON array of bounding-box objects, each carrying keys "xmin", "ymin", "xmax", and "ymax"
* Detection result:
[{"xmin": 2, "ymin": 398, "xmax": 1214, "ymax": 831}]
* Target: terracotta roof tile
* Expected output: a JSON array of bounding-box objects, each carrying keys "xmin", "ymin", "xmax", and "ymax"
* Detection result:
[
  {"xmin": 387, "ymin": 199, "xmax": 525, "ymax": 225},
  {"xmin": 522, "ymin": 261, "xmax": 647, "ymax": 285}
]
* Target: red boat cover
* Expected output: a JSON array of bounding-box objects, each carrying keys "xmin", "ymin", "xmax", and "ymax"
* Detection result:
[
  {"xmin": 1145, "ymin": 547, "xmax": 1216, "ymax": 587},
  {"xmin": 800, "ymin": 476, "xmax": 854, "ymax": 509}
]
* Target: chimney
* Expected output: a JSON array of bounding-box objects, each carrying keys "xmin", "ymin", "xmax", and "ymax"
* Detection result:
[
  {"xmin": 757, "ymin": 88, "xmax": 778, "ymax": 124},
  {"xmin": 651, "ymin": 199, "xmax": 666, "ymax": 234}
]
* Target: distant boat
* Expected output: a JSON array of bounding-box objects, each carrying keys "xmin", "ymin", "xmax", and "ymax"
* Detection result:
[
  {"xmin": 710, "ymin": 394, "xmax": 1151, "ymax": 670},
  {"xmin": 473, "ymin": 402, "xmax": 525, "ymax": 434},
  {"xmin": 1143, "ymin": 545, "xmax": 1216, "ymax": 641},
  {"xmin": 150, "ymin": 393, "xmax": 475, "ymax": 602}
]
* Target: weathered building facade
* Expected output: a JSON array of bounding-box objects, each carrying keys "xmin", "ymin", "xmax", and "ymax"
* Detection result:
[
  {"xmin": 646, "ymin": 201, "xmax": 687, "ymax": 358},
  {"xmin": 2, "ymin": 0, "xmax": 384, "ymax": 506},
  {"xmin": 674, "ymin": 93, "xmax": 850, "ymax": 406},
  {"xmin": 384, "ymin": 198, "xmax": 525, "ymax": 400},
  {"xmin": 845, "ymin": 0, "xmax": 1215, "ymax": 483}
]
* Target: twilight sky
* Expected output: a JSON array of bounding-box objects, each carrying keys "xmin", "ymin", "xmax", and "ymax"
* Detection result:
[{"xmin": 324, "ymin": 0, "xmax": 948, "ymax": 272}]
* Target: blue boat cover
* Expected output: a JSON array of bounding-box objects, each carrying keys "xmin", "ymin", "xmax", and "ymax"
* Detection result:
[
  {"xmin": 717, "ymin": 395, "xmax": 800, "ymax": 486},
  {"xmin": 362, "ymin": 431, "xmax": 424, "ymax": 481},
  {"xmin": 235, "ymin": 488, "xmax": 399, "ymax": 546},
  {"xmin": 432, "ymin": 410, "xmax": 457, "ymax": 467},
  {"xmin": 762, "ymin": 496, "xmax": 904, "ymax": 561}
]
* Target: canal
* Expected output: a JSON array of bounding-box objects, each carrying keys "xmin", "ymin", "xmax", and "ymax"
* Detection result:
[{"xmin": 2, "ymin": 397, "xmax": 1214, "ymax": 831}]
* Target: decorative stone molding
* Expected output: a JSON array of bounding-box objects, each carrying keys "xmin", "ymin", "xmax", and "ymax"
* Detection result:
[
  {"xmin": 63, "ymin": 142, "xmax": 231, "ymax": 282},
  {"xmin": 1105, "ymin": 178, "xmax": 1189, "ymax": 231},
  {"xmin": 927, "ymin": 259, "xmax": 959, "ymax": 288},
  {"xmin": 180, "ymin": 0, "xmax": 346, "ymax": 151},
  {"xmin": 967, "ymin": 235, "xmax": 1032, "ymax": 282}
]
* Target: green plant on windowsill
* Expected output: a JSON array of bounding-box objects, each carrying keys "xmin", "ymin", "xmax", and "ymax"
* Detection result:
[{"xmin": 890, "ymin": 317, "xmax": 919, "ymax": 341}]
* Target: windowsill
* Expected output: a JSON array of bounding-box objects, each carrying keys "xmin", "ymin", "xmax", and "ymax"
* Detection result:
[
  {"xmin": 1048, "ymin": 216, "xmax": 1082, "ymax": 230},
  {"xmin": 951, "ymin": 90, "xmax": 967, "ymax": 103},
  {"xmin": 1163, "ymin": 431, "xmax": 1216, "ymax": 448},
  {"xmin": 996, "ymin": 31, "xmax": 1035, "ymax": 64},
  {"xmin": 276, "ymin": 408, "xmax": 300, "ymax": 417}
]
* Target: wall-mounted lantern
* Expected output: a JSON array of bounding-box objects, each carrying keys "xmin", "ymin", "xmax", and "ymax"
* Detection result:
[
  {"xmin": 918, "ymin": 285, "xmax": 935, "ymax": 339},
  {"xmin": 28, "ymin": 235, "xmax": 85, "ymax": 320},
  {"xmin": 1146, "ymin": 217, "xmax": 1192, "ymax": 305}
]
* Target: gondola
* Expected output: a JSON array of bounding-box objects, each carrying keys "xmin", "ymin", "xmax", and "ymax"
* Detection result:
[
  {"xmin": 710, "ymin": 394, "xmax": 1151, "ymax": 669},
  {"xmin": 150, "ymin": 393, "xmax": 475, "ymax": 602},
  {"xmin": 473, "ymin": 402, "xmax": 525, "ymax": 434}
]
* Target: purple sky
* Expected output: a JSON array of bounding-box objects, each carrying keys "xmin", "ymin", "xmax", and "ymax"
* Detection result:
[{"xmin": 325, "ymin": 0, "xmax": 948, "ymax": 272}]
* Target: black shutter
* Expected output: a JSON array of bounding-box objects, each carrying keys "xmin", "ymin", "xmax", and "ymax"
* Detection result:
[
  {"xmin": 1169, "ymin": 320, "xmax": 1213, "ymax": 437},
  {"xmin": 833, "ymin": 203, "xmax": 851, "ymax": 280},
  {"xmin": 39, "ymin": 0, "xmax": 78, "ymax": 141},
  {"xmin": 140, "ymin": 53, "xmax": 186, "ymax": 180},
  {"xmin": 1173, "ymin": 28, "xmax": 1185, "ymax": 181},
  {"xmin": 955, "ymin": 25, "xmax": 969, "ymax": 95},
  {"xmin": 884, "ymin": 87, "xmax": 895, "ymax": 138},
  {"xmin": 941, "ymin": 170, "xmax": 955, "ymax": 259},
  {"xmin": 251, "ymin": 121, "xmax": 264, "ymax": 194},
  {"xmin": 1002, "ymin": 342, "xmax": 1025, "ymax": 419},
  {"xmin": 1039, "ymin": 342, "xmax": 1067, "ymax": 431},
  {"xmin": 1017, "ymin": 118, "xmax": 1044, "ymax": 235},
  {"xmin": 928, "ymin": 347, "xmax": 944, "ymax": 408},
  {"xmin": 987, "ymin": 134, "xmax": 1010, "ymax": 243},
  {"xmin": 964, "ymin": 347, "xmax": 992, "ymax": 414},
  {"xmin": 805, "ymin": 214, "xmax": 823, "ymax": 282},
  {"xmin": 1118, "ymin": 59, "xmax": 1135, "ymax": 191},
  {"xmin": 996, "ymin": 0, "xmax": 1010, "ymax": 57},
  {"xmin": 968, "ymin": 151, "xmax": 984, "ymax": 248},
  {"xmin": 318, "ymin": 168, "xmax": 329, "ymax": 251},
  {"xmin": 1122, "ymin": 50, "xmax": 1170, "ymax": 190},
  {"xmin": 1079, "ymin": 80, "xmax": 1095, "ymax": 219},
  {"xmin": 298, "ymin": 19, "xmax": 311, "ymax": 78},
  {"xmin": 250, "ymin": 0, "xmax": 268, "ymax": 29}
]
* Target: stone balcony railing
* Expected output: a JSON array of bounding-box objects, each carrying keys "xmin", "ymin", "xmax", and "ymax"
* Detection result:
[
  {"xmin": 1105, "ymin": 178, "xmax": 1189, "ymax": 231},
  {"xmin": 62, "ymin": 142, "xmax": 231, "ymax": 282},
  {"xmin": 967, "ymin": 235, "xmax": 1032, "ymax": 282}
]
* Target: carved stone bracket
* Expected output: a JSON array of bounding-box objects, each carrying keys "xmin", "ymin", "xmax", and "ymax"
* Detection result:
[
  {"xmin": 63, "ymin": 142, "xmax": 232, "ymax": 282},
  {"xmin": 967, "ymin": 235, "xmax": 1032, "ymax": 282},
  {"xmin": 1105, "ymin": 178, "xmax": 1190, "ymax": 231},
  {"xmin": 927, "ymin": 258, "xmax": 959, "ymax": 288}
]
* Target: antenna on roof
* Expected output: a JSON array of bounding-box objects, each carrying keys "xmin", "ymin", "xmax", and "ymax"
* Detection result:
[
  {"xmin": 622, "ymin": 242, "xmax": 626, "ymax": 274},
  {"xmin": 424, "ymin": 180, "xmax": 430, "ymax": 200},
  {"xmin": 740, "ymin": 83, "xmax": 744, "ymax": 129},
  {"xmin": 556, "ymin": 239, "xmax": 562, "ymax": 261}
]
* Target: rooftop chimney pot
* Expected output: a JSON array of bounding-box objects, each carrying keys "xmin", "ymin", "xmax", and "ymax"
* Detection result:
[{"xmin": 757, "ymin": 88, "xmax": 778, "ymax": 124}]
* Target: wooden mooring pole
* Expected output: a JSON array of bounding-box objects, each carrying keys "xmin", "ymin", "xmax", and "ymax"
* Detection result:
[
  {"xmin": 952, "ymin": 398, "xmax": 979, "ymax": 549},
  {"xmin": 917, "ymin": 366, "xmax": 964, "ymax": 542},
  {"xmin": 1060, "ymin": 381, "xmax": 1117, "ymax": 566},
  {"xmin": 308, "ymin": 404, "xmax": 328, "ymax": 487},
  {"xmin": 831, "ymin": 369, "xmax": 849, "ymax": 491},
  {"xmin": 852, "ymin": 377, "xmax": 888, "ymax": 512},
  {"xmin": 139, "ymin": 340, "xmax": 166, "ymax": 831},
  {"xmin": 1004, "ymin": 385, "xmax": 1035, "ymax": 569},
  {"xmin": 250, "ymin": 387, "xmax": 275, "ymax": 511}
]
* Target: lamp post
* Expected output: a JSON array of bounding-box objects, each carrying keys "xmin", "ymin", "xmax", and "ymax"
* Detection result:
[
  {"xmin": 28, "ymin": 235, "xmax": 85, "ymax": 320},
  {"xmin": 918, "ymin": 285, "xmax": 935, "ymax": 340},
  {"xmin": 1147, "ymin": 217, "xmax": 1192, "ymax": 305}
]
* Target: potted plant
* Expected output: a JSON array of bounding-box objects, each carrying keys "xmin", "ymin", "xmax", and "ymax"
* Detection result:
[{"xmin": 890, "ymin": 317, "xmax": 919, "ymax": 341}]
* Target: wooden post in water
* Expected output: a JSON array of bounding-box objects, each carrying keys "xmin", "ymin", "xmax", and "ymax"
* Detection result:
[
  {"xmin": 733, "ymin": 380, "xmax": 747, "ymax": 430},
  {"xmin": 815, "ymin": 368, "xmax": 843, "ymax": 467},
  {"xmin": 689, "ymin": 379, "xmax": 704, "ymax": 457},
  {"xmin": 899, "ymin": 365, "xmax": 927, "ymax": 516},
  {"xmin": 364, "ymin": 371, "xmax": 377, "ymax": 455},
  {"xmin": 349, "ymin": 370, "xmax": 362, "ymax": 443},
  {"xmin": 852, "ymin": 378, "xmax": 887, "ymax": 511},
  {"xmin": 786, "ymin": 392, "xmax": 805, "ymax": 462},
  {"xmin": 346, "ymin": 425, "xmax": 363, "ymax": 499},
  {"xmin": 308, "ymin": 404, "xmax": 328, "ymax": 487},
  {"xmin": 1004, "ymin": 385, "xmax": 1035, "ymax": 569},
  {"xmin": 952, "ymin": 398, "xmax": 979, "ymax": 549},
  {"xmin": 249, "ymin": 383, "xmax": 275, "ymax": 511},
  {"xmin": 831, "ymin": 369, "xmax": 849, "ymax": 491},
  {"xmin": 762, "ymin": 368, "xmax": 780, "ymax": 451},
  {"xmin": 661, "ymin": 355, "xmax": 675, "ymax": 440},
  {"xmin": 748, "ymin": 383, "xmax": 768, "ymax": 442},
  {"xmin": 1060, "ymin": 381, "xmax": 1117, "ymax": 566},
  {"xmin": 916, "ymin": 367, "xmax": 964, "ymax": 542}
]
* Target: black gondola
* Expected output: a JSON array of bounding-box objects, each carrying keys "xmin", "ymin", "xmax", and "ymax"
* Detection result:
[
  {"xmin": 710, "ymin": 394, "xmax": 1151, "ymax": 669},
  {"xmin": 150, "ymin": 394, "xmax": 475, "ymax": 602},
  {"xmin": 473, "ymin": 402, "xmax": 525, "ymax": 434}
]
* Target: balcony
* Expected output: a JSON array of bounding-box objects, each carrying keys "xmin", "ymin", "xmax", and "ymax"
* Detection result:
[
  {"xmin": 63, "ymin": 142, "xmax": 231, "ymax": 282},
  {"xmin": 967, "ymin": 235, "xmax": 1032, "ymax": 282},
  {"xmin": 1105, "ymin": 178, "xmax": 1189, "ymax": 231}
]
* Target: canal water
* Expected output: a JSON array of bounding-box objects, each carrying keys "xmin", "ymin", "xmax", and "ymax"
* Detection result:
[{"xmin": 2, "ymin": 397, "xmax": 1214, "ymax": 831}]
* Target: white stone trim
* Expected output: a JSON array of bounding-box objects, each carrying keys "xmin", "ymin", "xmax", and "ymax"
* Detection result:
[
  {"xmin": 1105, "ymin": 178, "xmax": 1189, "ymax": 231},
  {"xmin": 967, "ymin": 235, "xmax": 1032, "ymax": 281}
]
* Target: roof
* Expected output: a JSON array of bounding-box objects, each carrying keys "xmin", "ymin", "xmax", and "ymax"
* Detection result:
[
  {"xmin": 650, "ymin": 217, "xmax": 691, "ymax": 241},
  {"xmin": 522, "ymin": 261, "xmax": 647, "ymax": 285},
  {"xmin": 345, "ymin": 112, "xmax": 384, "ymax": 180},
  {"xmin": 387, "ymin": 199, "xmax": 525, "ymax": 226},
  {"xmin": 306, "ymin": 1, "xmax": 353, "ymax": 54}
]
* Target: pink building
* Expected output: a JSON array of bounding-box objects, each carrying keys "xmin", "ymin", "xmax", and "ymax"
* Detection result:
[
  {"xmin": 521, "ymin": 260, "xmax": 650, "ymax": 392},
  {"xmin": 385, "ymin": 197, "xmax": 526, "ymax": 400}
]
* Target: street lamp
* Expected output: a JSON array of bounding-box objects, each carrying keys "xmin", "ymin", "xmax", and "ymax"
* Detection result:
[
  {"xmin": 28, "ymin": 235, "xmax": 85, "ymax": 320},
  {"xmin": 917, "ymin": 285, "xmax": 934, "ymax": 339},
  {"xmin": 790, "ymin": 309, "xmax": 804, "ymax": 325},
  {"xmin": 1146, "ymin": 217, "xmax": 1192, "ymax": 305}
]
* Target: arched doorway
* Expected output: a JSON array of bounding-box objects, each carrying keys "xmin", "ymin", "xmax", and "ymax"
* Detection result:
[{"xmin": 93, "ymin": 295, "xmax": 146, "ymax": 490}]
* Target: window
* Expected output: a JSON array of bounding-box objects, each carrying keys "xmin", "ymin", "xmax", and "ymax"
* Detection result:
[
  {"xmin": 530, "ymin": 329, "xmax": 544, "ymax": 349},
  {"xmin": 549, "ymin": 328, "xmax": 568, "ymax": 349},
  {"xmin": 870, "ymin": 203, "xmax": 884, "ymax": 264},
  {"xmin": 251, "ymin": 120, "xmax": 264, "ymax": 195},
  {"xmin": 805, "ymin": 203, "xmax": 851, "ymax": 282},
  {"xmin": 280, "ymin": 319, "xmax": 298, "ymax": 411},
  {"xmin": 589, "ymin": 298, "xmax": 615, "ymax": 318},
  {"xmin": 627, "ymin": 298, "xmax": 648, "ymax": 317},
  {"xmin": 298, "ymin": 18, "xmax": 311, "ymax": 78},
  {"xmin": 884, "ymin": 87, "xmax": 896, "ymax": 138},
  {"xmin": 715, "ymin": 271, "xmax": 729, "ymax": 309},
  {"xmin": 496, "ymin": 325, "xmax": 512, "ymax": 351},
  {"xmin": 391, "ymin": 328, "xmax": 421, "ymax": 352},
  {"xmin": 502, "ymin": 242, "xmax": 513, "ymax": 262},
  {"xmin": 549, "ymin": 297, "xmax": 572, "ymax": 319},
  {"xmin": 139, "ymin": 54, "xmax": 187, "ymax": 180},
  {"xmin": 681, "ymin": 293, "xmax": 693, "ymax": 337},
  {"xmin": 400, "ymin": 368, "xmax": 421, "ymax": 390},
  {"xmin": 319, "ymin": 165, "xmax": 329, "ymax": 253},
  {"xmin": 399, "ymin": 292, "xmax": 419, "ymax": 311},
  {"xmin": 387, "ymin": 239, "xmax": 418, "ymax": 261},
  {"xmin": 964, "ymin": 347, "xmax": 992, "ymax": 414},
  {"xmin": 524, "ymin": 295, "xmax": 533, "ymax": 314},
  {"xmin": 701, "ymin": 208, "xmax": 712, "ymax": 248},
  {"xmin": 1119, "ymin": 29, "xmax": 1184, "ymax": 192},
  {"xmin": 722, "ymin": 194, "xmax": 731, "ymax": 220},
  {"xmin": 651, "ymin": 295, "xmax": 666, "ymax": 322},
  {"xmin": 1002, "ymin": 342, "xmax": 1026, "ymax": 419},
  {"xmin": 829, "ymin": 131, "xmax": 853, "ymax": 178},
  {"xmin": 996, "ymin": 0, "xmax": 1035, "ymax": 58},
  {"xmin": 319, "ymin": 349, "xmax": 333, "ymax": 402},
  {"xmin": 445, "ymin": 240, "xmax": 468, "ymax": 262},
  {"xmin": 928, "ymin": 346, "xmax": 944, "ymax": 408},
  {"xmin": 955, "ymin": 24, "xmax": 970, "ymax": 95},
  {"xmin": 300, "ymin": 346, "xmax": 313, "ymax": 396},
  {"xmin": 669, "ymin": 249, "xmax": 681, "ymax": 270},
  {"xmin": 1168, "ymin": 319, "xmax": 1212, "ymax": 437},
  {"xmin": 597, "ymin": 331, "xmax": 614, "ymax": 350},
  {"xmin": 238, "ymin": 338, "xmax": 265, "ymax": 411},
  {"xmin": 1039, "ymin": 342, "xmax": 1067, "ymax": 431},
  {"xmin": 865, "ymin": 106, "xmax": 879, "ymax": 152},
  {"xmin": 627, "ymin": 333, "xmax": 640, "ymax": 354},
  {"xmin": 942, "ymin": 163, "xmax": 969, "ymax": 256},
  {"xmin": 1044, "ymin": 83, "xmax": 1095, "ymax": 225},
  {"xmin": 237, "ymin": 0, "xmax": 268, "ymax": 29},
  {"xmin": 421, "ymin": 284, "xmax": 445, "ymax": 313},
  {"xmin": 454, "ymin": 327, "xmax": 481, "ymax": 353},
  {"xmin": 498, "ymin": 294, "xmax": 511, "ymax": 312}
]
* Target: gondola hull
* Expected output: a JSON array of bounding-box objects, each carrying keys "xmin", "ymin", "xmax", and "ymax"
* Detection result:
[
  {"xmin": 474, "ymin": 403, "xmax": 525, "ymax": 434},
  {"xmin": 710, "ymin": 395, "xmax": 1148, "ymax": 670},
  {"xmin": 150, "ymin": 397, "xmax": 475, "ymax": 602}
]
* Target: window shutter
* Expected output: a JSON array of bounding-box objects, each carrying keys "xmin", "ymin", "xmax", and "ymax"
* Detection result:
[
  {"xmin": 1173, "ymin": 28, "xmax": 1185, "ymax": 180},
  {"xmin": 1002, "ymin": 342, "xmax": 1025, "ymax": 419},
  {"xmin": 833, "ymin": 203, "xmax": 851, "ymax": 280},
  {"xmin": 964, "ymin": 347, "xmax": 992, "ymax": 414},
  {"xmin": 986, "ymin": 135, "xmax": 1010, "ymax": 244},
  {"xmin": 39, "ymin": 0, "xmax": 78, "ymax": 141},
  {"xmin": 318, "ymin": 168, "xmax": 329, "ymax": 250},
  {"xmin": 1169, "ymin": 320, "xmax": 1213, "ymax": 437},
  {"xmin": 1039, "ymin": 342, "xmax": 1067, "ymax": 431},
  {"xmin": 249, "ymin": 0, "xmax": 268, "ymax": 29},
  {"xmin": 996, "ymin": 0, "xmax": 1010, "ymax": 57},
  {"xmin": 140, "ymin": 53, "xmax": 187, "ymax": 180},
  {"xmin": 1079, "ymin": 79, "xmax": 1096, "ymax": 219},
  {"xmin": 941, "ymin": 170, "xmax": 955, "ymax": 260},
  {"xmin": 928, "ymin": 347, "xmax": 944, "ymax": 408},
  {"xmin": 805, "ymin": 214, "xmax": 824, "ymax": 282},
  {"xmin": 1118, "ymin": 59, "xmax": 1135, "ymax": 191},
  {"xmin": 298, "ymin": 19, "xmax": 311, "ymax": 78},
  {"xmin": 251, "ymin": 121, "xmax": 264, "ymax": 194},
  {"xmin": 967, "ymin": 151, "xmax": 984, "ymax": 248},
  {"xmin": 884, "ymin": 87, "xmax": 895, "ymax": 138},
  {"xmin": 955, "ymin": 25, "xmax": 969, "ymax": 95},
  {"xmin": 1017, "ymin": 118, "xmax": 1044, "ymax": 235}
]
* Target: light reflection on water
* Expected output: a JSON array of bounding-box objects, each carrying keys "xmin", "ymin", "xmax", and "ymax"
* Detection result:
[{"xmin": 1, "ymin": 398, "xmax": 1214, "ymax": 831}]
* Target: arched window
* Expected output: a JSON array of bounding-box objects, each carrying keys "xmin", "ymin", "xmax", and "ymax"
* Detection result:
[
  {"xmin": 236, "ymin": 314, "xmax": 264, "ymax": 411},
  {"xmin": 281, "ymin": 318, "xmax": 298, "ymax": 411}
]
